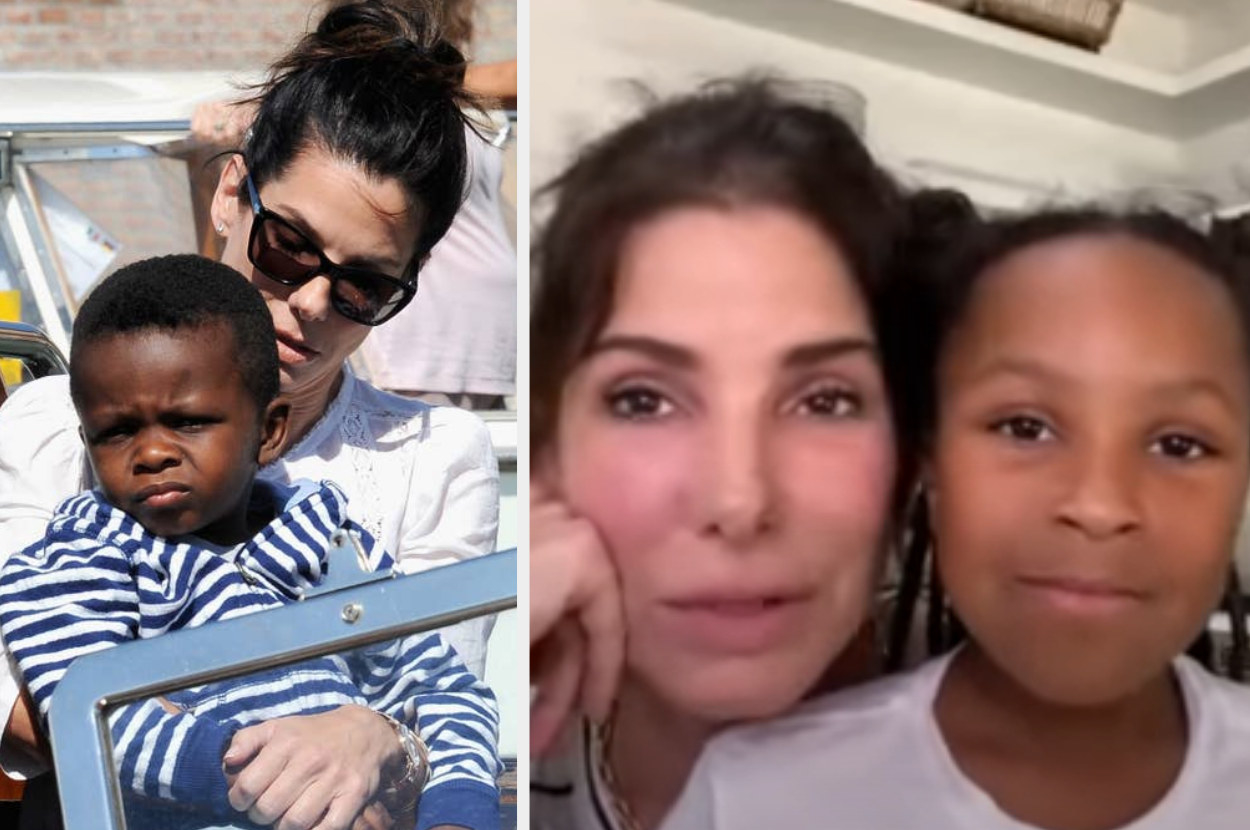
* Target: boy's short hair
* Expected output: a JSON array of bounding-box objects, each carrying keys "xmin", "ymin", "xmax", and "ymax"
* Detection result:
[{"xmin": 70, "ymin": 254, "xmax": 279, "ymax": 410}]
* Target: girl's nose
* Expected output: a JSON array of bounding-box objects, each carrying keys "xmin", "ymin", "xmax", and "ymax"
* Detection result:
[{"xmin": 1055, "ymin": 441, "xmax": 1142, "ymax": 540}]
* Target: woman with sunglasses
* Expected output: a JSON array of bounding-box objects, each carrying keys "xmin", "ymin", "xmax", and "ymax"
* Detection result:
[{"xmin": 0, "ymin": 2, "xmax": 499, "ymax": 828}]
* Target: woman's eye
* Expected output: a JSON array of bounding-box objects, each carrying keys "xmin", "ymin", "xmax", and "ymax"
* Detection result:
[
  {"xmin": 795, "ymin": 387, "xmax": 861, "ymax": 418},
  {"xmin": 991, "ymin": 415, "xmax": 1053, "ymax": 443},
  {"xmin": 274, "ymin": 230, "xmax": 315, "ymax": 257},
  {"xmin": 605, "ymin": 386, "xmax": 672, "ymax": 420},
  {"xmin": 1152, "ymin": 433, "xmax": 1211, "ymax": 461}
]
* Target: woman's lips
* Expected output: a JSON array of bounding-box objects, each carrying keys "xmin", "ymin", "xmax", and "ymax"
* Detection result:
[
  {"xmin": 661, "ymin": 592, "xmax": 811, "ymax": 655},
  {"xmin": 274, "ymin": 331, "xmax": 318, "ymax": 364}
]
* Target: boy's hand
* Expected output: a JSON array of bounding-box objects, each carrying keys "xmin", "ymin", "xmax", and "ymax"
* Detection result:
[
  {"xmin": 224, "ymin": 705, "xmax": 400, "ymax": 830},
  {"xmin": 3, "ymin": 686, "xmax": 49, "ymax": 768}
]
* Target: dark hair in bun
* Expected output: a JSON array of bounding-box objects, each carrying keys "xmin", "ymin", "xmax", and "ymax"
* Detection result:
[{"xmin": 243, "ymin": 0, "xmax": 479, "ymax": 262}]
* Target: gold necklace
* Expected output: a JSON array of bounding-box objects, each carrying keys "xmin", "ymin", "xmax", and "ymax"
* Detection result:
[{"xmin": 593, "ymin": 714, "xmax": 645, "ymax": 830}]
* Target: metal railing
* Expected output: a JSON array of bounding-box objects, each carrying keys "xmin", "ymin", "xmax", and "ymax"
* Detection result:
[{"xmin": 49, "ymin": 548, "xmax": 517, "ymax": 830}]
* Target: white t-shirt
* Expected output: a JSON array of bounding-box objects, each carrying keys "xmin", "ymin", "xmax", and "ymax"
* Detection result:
[
  {"xmin": 0, "ymin": 368, "xmax": 500, "ymax": 776},
  {"xmin": 661, "ymin": 653, "xmax": 1250, "ymax": 830}
]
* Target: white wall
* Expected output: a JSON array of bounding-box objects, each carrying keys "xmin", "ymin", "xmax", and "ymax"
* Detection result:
[
  {"xmin": 1184, "ymin": 0, "xmax": 1250, "ymax": 69},
  {"xmin": 1102, "ymin": 2, "xmax": 1189, "ymax": 73},
  {"xmin": 532, "ymin": 0, "xmax": 1183, "ymax": 210}
]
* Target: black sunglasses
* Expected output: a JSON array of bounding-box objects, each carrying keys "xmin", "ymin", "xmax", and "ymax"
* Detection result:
[{"xmin": 243, "ymin": 174, "xmax": 417, "ymax": 326}]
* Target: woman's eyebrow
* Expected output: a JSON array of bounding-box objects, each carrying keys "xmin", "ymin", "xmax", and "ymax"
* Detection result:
[
  {"xmin": 586, "ymin": 335, "xmax": 878, "ymax": 370},
  {"xmin": 782, "ymin": 337, "xmax": 878, "ymax": 369},
  {"xmin": 268, "ymin": 202, "xmax": 402, "ymax": 272},
  {"xmin": 588, "ymin": 335, "xmax": 697, "ymax": 369}
]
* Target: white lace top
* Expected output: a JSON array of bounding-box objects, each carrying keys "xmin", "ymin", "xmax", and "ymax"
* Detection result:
[{"xmin": 0, "ymin": 367, "xmax": 500, "ymax": 777}]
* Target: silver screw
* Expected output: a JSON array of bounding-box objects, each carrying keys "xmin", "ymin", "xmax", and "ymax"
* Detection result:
[{"xmin": 341, "ymin": 603, "xmax": 363, "ymax": 624}]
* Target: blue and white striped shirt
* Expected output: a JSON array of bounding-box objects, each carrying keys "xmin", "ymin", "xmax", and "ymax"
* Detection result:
[{"xmin": 0, "ymin": 479, "xmax": 500, "ymax": 830}]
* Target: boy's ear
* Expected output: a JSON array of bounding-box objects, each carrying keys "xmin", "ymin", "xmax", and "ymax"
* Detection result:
[{"xmin": 257, "ymin": 397, "xmax": 291, "ymax": 467}]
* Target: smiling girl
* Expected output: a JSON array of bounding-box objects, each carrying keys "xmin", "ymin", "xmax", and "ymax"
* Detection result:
[{"xmin": 661, "ymin": 204, "xmax": 1250, "ymax": 830}]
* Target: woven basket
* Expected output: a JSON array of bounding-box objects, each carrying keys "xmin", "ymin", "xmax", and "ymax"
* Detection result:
[{"xmin": 974, "ymin": 0, "xmax": 1125, "ymax": 51}]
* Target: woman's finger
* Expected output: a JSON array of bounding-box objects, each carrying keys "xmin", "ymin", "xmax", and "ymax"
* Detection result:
[
  {"xmin": 226, "ymin": 726, "xmax": 286, "ymax": 813},
  {"xmin": 530, "ymin": 620, "xmax": 586, "ymax": 756},
  {"xmin": 348, "ymin": 800, "xmax": 395, "ymax": 830},
  {"xmin": 576, "ymin": 565, "xmax": 626, "ymax": 723},
  {"xmin": 223, "ymin": 720, "xmax": 269, "ymax": 773}
]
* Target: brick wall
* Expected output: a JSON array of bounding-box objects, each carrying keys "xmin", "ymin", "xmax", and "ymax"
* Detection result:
[
  {"xmin": 1, "ymin": 0, "xmax": 515, "ymax": 334},
  {"xmin": 0, "ymin": 0, "xmax": 516, "ymax": 70}
]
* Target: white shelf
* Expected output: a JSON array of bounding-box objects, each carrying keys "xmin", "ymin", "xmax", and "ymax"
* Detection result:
[{"xmin": 659, "ymin": 0, "xmax": 1250, "ymax": 137}]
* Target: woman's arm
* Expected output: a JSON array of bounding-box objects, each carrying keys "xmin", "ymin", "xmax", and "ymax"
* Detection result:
[
  {"xmin": 393, "ymin": 407, "xmax": 501, "ymax": 680},
  {"xmin": 0, "ymin": 376, "xmax": 86, "ymax": 557},
  {"xmin": 224, "ymin": 703, "xmax": 406, "ymax": 830},
  {"xmin": 465, "ymin": 58, "xmax": 517, "ymax": 106},
  {"xmin": 397, "ymin": 407, "xmax": 500, "ymax": 570},
  {"xmin": 0, "ymin": 526, "xmax": 240, "ymax": 814},
  {"xmin": 0, "ymin": 376, "xmax": 91, "ymax": 774},
  {"xmin": 359, "ymin": 632, "xmax": 502, "ymax": 830},
  {"xmin": 218, "ymin": 518, "xmax": 498, "ymax": 830}
]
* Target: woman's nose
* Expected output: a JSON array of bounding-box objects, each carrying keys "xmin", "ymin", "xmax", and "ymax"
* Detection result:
[
  {"xmin": 699, "ymin": 409, "xmax": 776, "ymax": 545},
  {"xmin": 287, "ymin": 275, "xmax": 334, "ymax": 323}
]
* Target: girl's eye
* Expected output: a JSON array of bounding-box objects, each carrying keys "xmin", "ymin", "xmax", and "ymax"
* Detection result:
[
  {"xmin": 605, "ymin": 386, "xmax": 673, "ymax": 420},
  {"xmin": 1151, "ymin": 433, "xmax": 1211, "ymax": 461},
  {"xmin": 991, "ymin": 415, "xmax": 1054, "ymax": 443},
  {"xmin": 795, "ymin": 387, "xmax": 861, "ymax": 418}
]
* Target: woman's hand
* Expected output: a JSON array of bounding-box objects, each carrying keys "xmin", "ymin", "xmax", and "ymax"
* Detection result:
[
  {"xmin": 530, "ymin": 474, "xmax": 625, "ymax": 755},
  {"xmin": 190, "ymin": 98, "xmax": 257, "ymax": 147},
  {"xmin": 223, "ymin": 704, "xmax": 402, "ymax": 830}
]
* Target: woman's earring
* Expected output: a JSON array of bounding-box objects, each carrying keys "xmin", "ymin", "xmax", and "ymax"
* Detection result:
[{"xmin": 215, "ymin": 223, "xmax": 225, "ymax": 235}]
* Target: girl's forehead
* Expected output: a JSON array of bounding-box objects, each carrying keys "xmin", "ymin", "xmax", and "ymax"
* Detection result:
[
  {"xmin": 962, "ymin": 234, "xmax": 1238, "ymax": 342},
  {"xmin": 942, "ymin": 233, "xmax": 1250, "ymax": 402}
]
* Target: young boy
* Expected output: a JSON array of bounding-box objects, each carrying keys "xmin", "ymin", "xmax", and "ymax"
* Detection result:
[{"xmin": 0, "ymin": 255, "xmax": 501, "ymax": 830}]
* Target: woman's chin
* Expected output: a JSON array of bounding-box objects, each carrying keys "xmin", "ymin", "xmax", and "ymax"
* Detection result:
[{"xmin": 649, "ymin": 659, "xmax": 821, "ymax": 725}]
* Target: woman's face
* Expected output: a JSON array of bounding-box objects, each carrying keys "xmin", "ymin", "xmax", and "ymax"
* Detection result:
[
  {"xmin": 212, "ymin": 148, "xmax": 419, "ymax": 397},
  {"xmin": 555, "ymin": 205, "xmax": 896, "ymax": 722},
  {"xmin": 932, "ymin": 235, "xmax": 1250, "ymax": 706}
]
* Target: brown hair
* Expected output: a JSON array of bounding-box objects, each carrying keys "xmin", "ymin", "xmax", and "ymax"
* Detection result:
[
  {"xmin": 440, "ymin": 0, "xmax": 475, "ymax": 50},
  {"xmin": 326, "ymin": 0, "xmax": 475, "ymax": 49},
  {"xmin": 531, "ymin": 77, "xmax": 907, "ymax": 454}
]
